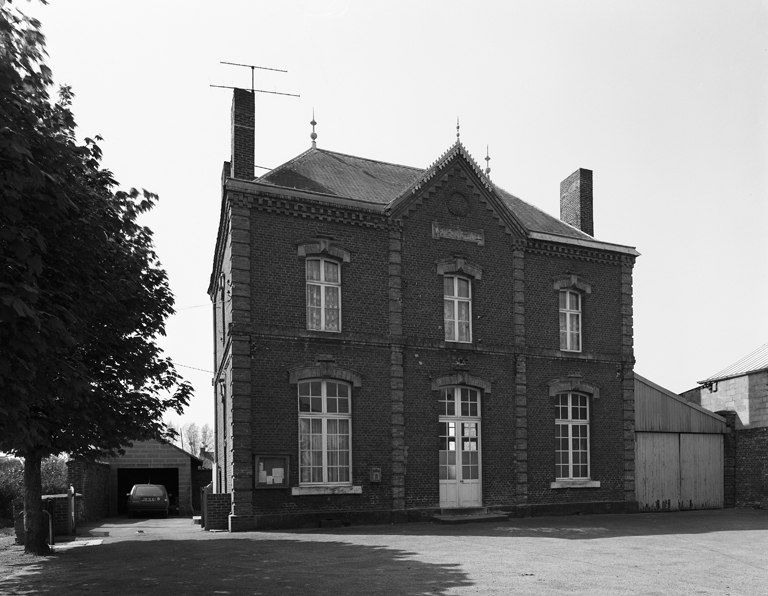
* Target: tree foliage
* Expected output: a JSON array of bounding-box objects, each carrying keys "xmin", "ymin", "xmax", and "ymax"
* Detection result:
[{"xmin": 0, "ymin": 3, "xmax": 191, "ymax": 552}]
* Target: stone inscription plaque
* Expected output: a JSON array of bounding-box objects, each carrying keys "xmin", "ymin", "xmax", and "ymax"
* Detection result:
[{"xmin": 432, "ymin": 221, "xmax": 485, "ymax": 246}]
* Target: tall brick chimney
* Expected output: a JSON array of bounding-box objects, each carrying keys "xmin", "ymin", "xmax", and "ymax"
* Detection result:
[
  {"xmin": 560, "ymin": 168, "xmax": 593, "ymax": 236},
  {"xmin": 230, "ymin": 88, "xmax": 255, "ymax": 180}
]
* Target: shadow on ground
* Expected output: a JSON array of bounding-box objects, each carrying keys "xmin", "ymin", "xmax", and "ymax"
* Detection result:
[
  {"xmin": 309, "ymin": 508, "xmax": 768, "ymax": 540},
  {"xmin": 2, "ymin": 537, "xmax": 472, "ymax": 595}
]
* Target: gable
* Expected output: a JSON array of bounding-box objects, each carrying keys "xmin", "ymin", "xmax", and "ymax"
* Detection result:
[{"xmin": 390, "ymin": 154, "xmax": 528, "ymax": 240}]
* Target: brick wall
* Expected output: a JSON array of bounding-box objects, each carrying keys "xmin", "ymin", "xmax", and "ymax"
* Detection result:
[
  {"xmin": 734, "ymin": 426, "xmax": 768, "ymax": 507},
  {"xmin": 67, "ymin": 460, "xmax": 110, "ymax": 521},
  {"xmin": 203, "ymin": 492, "xmax": 231, "ymax": 531}
]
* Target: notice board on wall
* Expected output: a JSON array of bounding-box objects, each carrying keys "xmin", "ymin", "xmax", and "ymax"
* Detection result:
[{"xmin": 254, "ymin": 455, "xmax": 290, "ymax": 489}]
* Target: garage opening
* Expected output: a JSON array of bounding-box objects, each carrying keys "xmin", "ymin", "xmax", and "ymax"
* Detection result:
[{"xmin": 117, "ymin": 468, "xmax": 180, "ymax": 514}]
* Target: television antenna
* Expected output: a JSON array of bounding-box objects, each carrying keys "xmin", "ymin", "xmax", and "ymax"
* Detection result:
[{"xmin": 210, "ymin": 61, "xmax": 300, "ymax": 98}]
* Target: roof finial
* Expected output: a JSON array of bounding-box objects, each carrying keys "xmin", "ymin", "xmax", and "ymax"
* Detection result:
[
  {"xmin": 485, "ymin": 145, "xmax": 491, "ymax": 177},
  {"xmin": 310, "ymin": 109, "xmax": 317, "ymax": 149},
  {"xmin": 456, "ymin": 117, "xmax": 460, "ymax": 140}
]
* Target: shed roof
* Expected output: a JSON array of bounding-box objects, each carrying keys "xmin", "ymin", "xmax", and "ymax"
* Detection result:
[
  {"xmin": 634, "ymin": 373, "xmax": 726, "ymax": 433},
  {"xmin": 257, "ymin": 144, "xmax": 601, "ymax": 243},
  {"xmin": 699, "ymin": 342, "xmax": 768, "ymax": 383}
]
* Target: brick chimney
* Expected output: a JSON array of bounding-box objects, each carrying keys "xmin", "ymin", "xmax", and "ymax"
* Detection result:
[
  {"xmin": 230, "ymin": 88, "xmax": 255, "ymax": 180},
  {"xmin": 560, "ymin": 168, "xmax": 593, "ymax": 236}
]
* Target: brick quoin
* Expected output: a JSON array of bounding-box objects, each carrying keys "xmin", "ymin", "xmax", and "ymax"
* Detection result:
[{"xmin": 209, "ymin": 91, "xmax": 639, "ymax": 530}]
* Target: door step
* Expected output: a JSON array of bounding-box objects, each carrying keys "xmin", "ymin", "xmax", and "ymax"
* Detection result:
[{"xmin": 432, "ymin": 507, "xmax": 509, "ymax": 525}]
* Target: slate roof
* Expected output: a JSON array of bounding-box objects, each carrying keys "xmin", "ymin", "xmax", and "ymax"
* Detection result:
[
  {"xmin": 700, "ymin": 342, "xmax": 768, "ymax": 383},
  {"xmin": 257, "ymin": 144, "xmax": 595, "ymax": 241}
]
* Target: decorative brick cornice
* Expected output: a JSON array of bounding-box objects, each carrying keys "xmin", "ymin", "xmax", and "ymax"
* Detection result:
[
  {"xmin": 229, "ymin": 191, "xmax": 389, "ymax": 230},
  {"xmin": 528, "ymin": 240, "xmax": 629, "ymax": 266},
  {"xmin": 431, "ymin": 371, "xmax": 492, "ymax": 393}
]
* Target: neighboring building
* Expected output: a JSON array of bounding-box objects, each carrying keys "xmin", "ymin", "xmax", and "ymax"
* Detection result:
[
  {"xmin": 105, "ymin": 439, "xmax": 203, "ymax": 516},
  {"xmin": 681, "ymin": 343, "xmax": 768, "ymax": 508},
  {"xmin": 209, "ymin": 89, "xmax": 640, "ymax": 531},
  {"xmin": 682, "ymin": 343, "xmax": 768, "ymax": 429}
]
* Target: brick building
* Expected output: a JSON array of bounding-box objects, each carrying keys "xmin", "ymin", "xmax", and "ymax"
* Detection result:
[{"xmin": 209, "ymin": 89, "xmax": 640, "ymax": 531}]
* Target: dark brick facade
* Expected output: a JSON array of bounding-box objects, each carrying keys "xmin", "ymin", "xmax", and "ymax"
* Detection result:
[
  {"xmin": 733, "ymin": 426, "xmax": 768, "ymax": 507},
  {"xmin": 209, "ymin": 95, "xmax": 639, "ymax": 530}
]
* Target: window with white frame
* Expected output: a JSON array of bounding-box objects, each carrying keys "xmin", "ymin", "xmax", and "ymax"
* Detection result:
[
  {"xmin": 444, "ymin": 276, "xmax": 472, "ymax": 342},
  {"xmin": 298, "ymin": 380, "xmax": 351, "ymax": 484},
  {"xmin": 306, "ymin": 259, "xmax": 341, "ymax": 332},
  {"xmin": 555, "ymin": 392, "xmax": 590, "ymax": 480},
  {"xmin": 559, "ymin": 290, "xmax": 581, "ymax": 352}
]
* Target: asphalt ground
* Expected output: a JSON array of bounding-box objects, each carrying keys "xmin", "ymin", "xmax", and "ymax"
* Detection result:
[{"xmin": 1, "ymin": 508, "xmax": 767, "ymax": 595}]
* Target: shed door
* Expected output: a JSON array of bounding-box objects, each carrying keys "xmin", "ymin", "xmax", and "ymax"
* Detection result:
[{"xmin": 635, "ymin": 432, "xmax": 723, "ymax": 511}]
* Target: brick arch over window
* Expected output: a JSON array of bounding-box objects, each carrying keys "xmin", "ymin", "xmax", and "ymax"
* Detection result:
[
  {"xmin": 436, "ymin": 256, "xmax": 483, "ymax": 280},
  {"xmin": 547, "ymin": 375, "xmax": 600, "ymax": 399},
  {"xmin": 296, "ymin": 236, "xmax": 351, "ymax": 263},
  {"xmin": 431, "ymin": 372, "xmax": 492, "ymax": 393},
  {"xmin": 288, "ymin": 358, "xmax": 362, "ymax": 388},
  {"xmin": 552, "ymin": 273, "xmax": 592, "ymax": 294}
]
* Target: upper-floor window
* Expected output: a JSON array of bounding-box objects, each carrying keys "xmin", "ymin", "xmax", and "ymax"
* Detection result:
[
  {"xmin": 298, "ymin": 380, "xmax": 351, "ymax": 484},
  {"xmin": 306, "ymin": 259, "xmax": 341, "ymax": 332},
  {"xmin": 555, "ymin": 392, "xmax": 590, "ymax": 480},
  {"xmin": 559, "ymin": 290, "xmax": 581, "ymax": 352},
  {"xmin": 444, "ymin": 276, "xmax": 471, "ymax": 342}
]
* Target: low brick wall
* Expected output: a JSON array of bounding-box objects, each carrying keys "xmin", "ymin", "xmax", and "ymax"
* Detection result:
[
  {"xmin": 203, "ymin": 493, "xmax": 231, "ymax": 531},
  {"xmin": 734, "ymin": 426, "xmax": 768, "ymax": 508},
  {"xmin": 68, "ymin": 460, "xmax": 110, "ymax": 521},
  {"xmin": 42, "ymin": 494, "xmax": 82, "ymax": 536}
]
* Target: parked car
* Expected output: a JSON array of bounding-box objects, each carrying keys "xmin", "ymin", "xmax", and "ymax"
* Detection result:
[{"xmin": 127, "ymin": 484, "xmax": 170, "ymax": 518}]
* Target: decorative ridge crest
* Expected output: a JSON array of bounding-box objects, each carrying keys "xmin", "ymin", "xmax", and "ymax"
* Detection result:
[{"xmin": 388, "ymin": 140, "xmax": 495, "ymax": 208}]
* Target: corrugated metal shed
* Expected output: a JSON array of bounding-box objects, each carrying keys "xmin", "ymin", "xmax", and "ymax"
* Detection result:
[{"xmin": 635, "ymin": 373, "xmax": 725, "ymax": 433}]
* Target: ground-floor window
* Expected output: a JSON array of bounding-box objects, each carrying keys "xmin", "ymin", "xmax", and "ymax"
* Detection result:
[
  {"xmin": 555, "ymin": 392, "xmax": 590, "ymax": 480},
  {"xmin": 298, "ymin": 380, "xmax": 351, "ymax": 484}
]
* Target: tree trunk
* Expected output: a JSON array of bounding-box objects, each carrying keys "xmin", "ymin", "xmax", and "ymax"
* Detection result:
[{"xmin": 23, "ymin": 451, "xmax": 50, "ymax": 555}]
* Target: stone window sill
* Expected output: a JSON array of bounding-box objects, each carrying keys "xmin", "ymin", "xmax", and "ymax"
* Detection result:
[
  {"xmin": 291, "ymin": 486, "xmax": 362, "ymax": 496},
  {"xmin": 550, "ymin": 480, "xmax": 601, "ymax": 489}
]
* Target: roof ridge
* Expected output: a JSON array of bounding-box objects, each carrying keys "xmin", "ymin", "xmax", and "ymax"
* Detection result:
[
  {"xmin": 494, "ymin": 183, "xmax": 592, "ymax": 238},
  {"xmin": 256, "ymin": 147, "xmax": 315, "ymax": 181},
  {"xmin": 317, "ymin": 148, "xmax": 424, "ymax": 172}
]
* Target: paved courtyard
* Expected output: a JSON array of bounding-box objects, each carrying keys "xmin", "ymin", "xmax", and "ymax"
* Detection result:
[{"xmin": 1, "ymin": 509, "xmax": 767, "ymax": 595}]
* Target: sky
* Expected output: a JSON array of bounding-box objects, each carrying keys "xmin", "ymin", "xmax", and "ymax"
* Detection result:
[{"xmin": 17, "ymin": 0, "xmax": 768, "ymax": 429}]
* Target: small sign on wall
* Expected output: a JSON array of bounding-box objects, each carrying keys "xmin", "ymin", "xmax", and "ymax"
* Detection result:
[
  {"xmin": 370, "ymin": 467, "xmax": 382, "ymax": 483},
  {"xmin": 254, "ymin": 455, "xmax": 290, "ymax": 489}
]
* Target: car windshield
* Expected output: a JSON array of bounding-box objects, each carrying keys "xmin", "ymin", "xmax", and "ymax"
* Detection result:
[{"xmin": 135, "ymin": 486, "xmax": 165, "ymax": 497}]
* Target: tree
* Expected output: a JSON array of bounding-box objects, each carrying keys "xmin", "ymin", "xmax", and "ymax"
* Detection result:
[
  {"xmin": 182, "ymin": 423, "xmax": 200, "ymax": 456},
  {"xmin": 0, "ymin": 5, "xmax": 191, "ymax": 553},
  {"xmin": 200, "ymin": 424, "xmax": 213, "ymax": 453}
]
